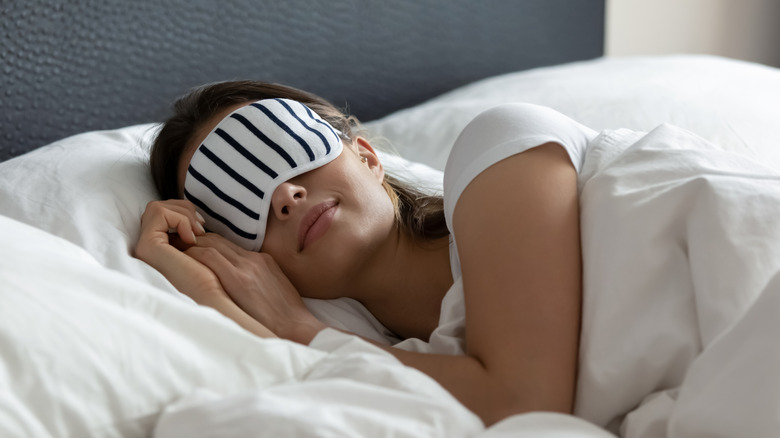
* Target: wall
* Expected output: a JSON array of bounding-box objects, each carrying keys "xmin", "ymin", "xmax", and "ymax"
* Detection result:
[{"xmin": 606, "ymin": 0, "xmax": 780, "ymax": 67}]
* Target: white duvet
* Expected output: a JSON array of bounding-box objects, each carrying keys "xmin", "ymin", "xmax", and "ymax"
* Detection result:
[
  {"xmin": 576, "ymin": 124, "xmax": 780, "ymax": 437},
  {"xmin": 2, "ymin": 56, "xmax": 780, "ymax": 437}
]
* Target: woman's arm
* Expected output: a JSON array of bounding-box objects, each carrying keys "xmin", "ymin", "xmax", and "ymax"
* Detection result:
[
  {"xmin": 458, "ymin": 142, "xmax": 582, "ymax": 414},
  {"xmin": 382, "ymin": 142, "xmax": 582, "ymax": 424}
]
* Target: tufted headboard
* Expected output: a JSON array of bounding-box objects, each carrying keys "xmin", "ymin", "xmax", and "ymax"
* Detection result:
[{"xmin": 0, "ymin": 0, "xmax": 604, "ymax": 161}]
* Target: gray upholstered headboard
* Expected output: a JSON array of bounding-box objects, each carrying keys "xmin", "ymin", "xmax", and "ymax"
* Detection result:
[{"xmin": 0, "ymin": 0, "xmax": 604, "ymax": 162}]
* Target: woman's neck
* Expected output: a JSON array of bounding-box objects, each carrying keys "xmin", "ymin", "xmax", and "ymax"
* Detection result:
[{"xmin": 349, "ymin": 231, "xmax": 453, "ymax": 341}]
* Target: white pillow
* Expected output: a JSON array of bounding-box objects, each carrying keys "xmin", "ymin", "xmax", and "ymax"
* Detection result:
[
  {"xmin": 0, "ymin": 125, "xmax": 173, "ymax": 289},
  {"xmin": 365, "ymin": 55, "xmax": 780, "ymax": 172}
]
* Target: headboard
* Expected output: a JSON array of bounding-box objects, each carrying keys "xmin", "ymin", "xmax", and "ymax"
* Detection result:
[{"xmin": 0, "ymin": 0, "xmax": 605, "ymax": 162}]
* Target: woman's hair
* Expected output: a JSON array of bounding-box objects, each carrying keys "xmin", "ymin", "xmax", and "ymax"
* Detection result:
[{"xmin": 150, "ymin": 80, "xmax": 449, "ymax": 242}]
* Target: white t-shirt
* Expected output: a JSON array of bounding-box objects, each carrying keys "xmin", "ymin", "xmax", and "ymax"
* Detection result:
[{"xmin": 395, "ymin": 103, "xmax": 598, "ymax": 354}]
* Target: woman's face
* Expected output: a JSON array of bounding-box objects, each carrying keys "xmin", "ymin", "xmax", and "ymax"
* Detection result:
[{"xmin": 178, "ymin": 103, "xmax": 397, "ymax": 299}]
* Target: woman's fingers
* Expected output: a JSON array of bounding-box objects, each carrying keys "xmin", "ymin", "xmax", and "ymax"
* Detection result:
[
  {"xmin": 185, "ymin": 232, "xmax": 323, "ymax": 341},
  {"xmin": 135, "ymin": 200, "xmax": 209, "ymax": 269},
  {"xmin": 164, "ymin": 202, "xmax": 206, "ymax": 243},
  {"xmin": 140, "ymin": 200, "xmax": 206, "ymax": 246},
  {"xmin": 187, "ymin": 235, "xmax": 259, "ymax": 294},
  {"xmin": 190, "ymin": 232, "xmax": 248, "ymax": 265},
  {"xmin": 186, "ymin": 244, "xmax": 237, "ymax": 278},
  {"xmin": 186, "ymin": 242, "xmax": 261, "ymax": 310}
]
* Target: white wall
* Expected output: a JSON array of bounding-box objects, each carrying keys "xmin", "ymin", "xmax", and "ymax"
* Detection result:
[{"xmin": 606, "ymin": 0, "xmax": 780, "ymax": 67}]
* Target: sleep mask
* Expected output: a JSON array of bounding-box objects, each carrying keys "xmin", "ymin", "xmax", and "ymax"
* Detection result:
[{"xmin": 183, "ymin": 98, "xmax": 344, "ymax": 251}]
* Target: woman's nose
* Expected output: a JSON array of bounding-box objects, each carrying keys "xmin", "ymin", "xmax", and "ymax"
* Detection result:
[{"xmin": 271, "ymin": 181, "xmax": 306, "ymax": 219}]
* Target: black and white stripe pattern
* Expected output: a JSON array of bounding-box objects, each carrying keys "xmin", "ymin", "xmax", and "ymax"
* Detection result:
[{"xmin": 184, "ymin": 98, "xmax": 344, "ymax": 251}]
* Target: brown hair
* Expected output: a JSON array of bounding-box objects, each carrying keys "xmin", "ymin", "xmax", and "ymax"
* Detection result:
[{"xmin": 149, "ymin": 80, "xmax": 448, "ymax": 242}]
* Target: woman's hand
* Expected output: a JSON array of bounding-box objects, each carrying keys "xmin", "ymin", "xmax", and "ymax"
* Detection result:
[
  {"xmin": 134, "ymin": 200, "xmax": 276, "ymax": 338},
  {"xmin": 134, "ymin": 199, "xmax": 222, "ymax": 301},
  {"xmin": 186, "ymin": 233, "xmax": 327, "ymax": 344}
]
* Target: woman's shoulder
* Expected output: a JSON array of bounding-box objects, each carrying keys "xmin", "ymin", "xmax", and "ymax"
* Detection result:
[
  {"xmin": 444, "ymin": 103, "xmax": 596, "ymax": 180},
  {"xmin": 442, "ymin": 103, "xmax": 596, "ymax": 229},
  {"xmin": 445, "ymin": 103, "xmax": 595, "ymax": 171},
  {"xmin": 457, "ymin": 102, "xmax": 574, "ymax": 134}
]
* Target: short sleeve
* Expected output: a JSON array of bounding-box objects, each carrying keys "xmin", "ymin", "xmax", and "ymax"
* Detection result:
[{"xmin": 442, "ymin": 103, "xmax": 597, "ymax": 229}]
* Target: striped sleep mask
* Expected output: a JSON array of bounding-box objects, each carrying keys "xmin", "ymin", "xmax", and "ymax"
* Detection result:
[{"xmin": 183, "ymin": 98, "xmax": 344, "ymax": 251}]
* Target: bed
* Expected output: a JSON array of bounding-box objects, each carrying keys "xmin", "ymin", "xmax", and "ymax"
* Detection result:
[{"xmin": 3, "ymin": 1, "xmax": 780, "ymax": 437}]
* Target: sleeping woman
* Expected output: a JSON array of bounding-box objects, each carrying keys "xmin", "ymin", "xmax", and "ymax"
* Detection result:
[{"xmin": 134, "ymin": 80, "xmax": 780, "ymax": 432}]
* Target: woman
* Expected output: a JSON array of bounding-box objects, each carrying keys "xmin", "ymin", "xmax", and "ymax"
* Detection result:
[{"xmin": 135, "ymin": 80, "xmax": 586, "ymax": 426}]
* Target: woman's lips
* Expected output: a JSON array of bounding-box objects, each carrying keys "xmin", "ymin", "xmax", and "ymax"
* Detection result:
[{"xmin": 298, "ymin": 200, "xmax": 338, "ymax": 251}]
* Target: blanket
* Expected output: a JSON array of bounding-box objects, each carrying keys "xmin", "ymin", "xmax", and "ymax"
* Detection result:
[{"xmin": 577, "ymin": 124, "xmax": 780, "ymax": 437}]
